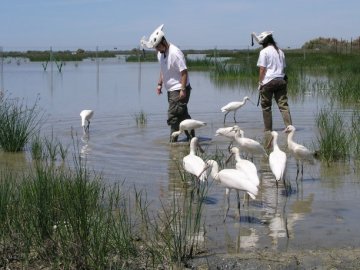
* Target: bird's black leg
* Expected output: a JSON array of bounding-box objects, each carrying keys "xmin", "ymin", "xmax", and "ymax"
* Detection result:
[
  {"xmin": 236, "ymin": 191, "xmax": 241, "ymax": 218},
  {"xmin": 233, "ymin": 111, "xmax": 237, "ymax": 123},
  {"xmin": 223, "ymin": 188, "xmax": 231, "ymax": 222},
  {"xmin": 224, "ymin": 112, "xmax": 229, "ymax": 124}
]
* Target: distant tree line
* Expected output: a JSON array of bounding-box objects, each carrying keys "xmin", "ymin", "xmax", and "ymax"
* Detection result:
[
  {"xmin": 2, "ymin": 37, "xmax": 360, "ymax": 63},
  {"xmin": 302, "ymin": 37, "xmax": 360, "ymax": 53}
]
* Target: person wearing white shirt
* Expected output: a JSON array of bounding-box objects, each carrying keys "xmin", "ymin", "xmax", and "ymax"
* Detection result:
[
  {"xmin": 141, "ymin": 24, "xmax": 193, "ymax": 142},
  {"xmin": 252, "ymin": 31, "xmax": 292, "ymax": 134}
]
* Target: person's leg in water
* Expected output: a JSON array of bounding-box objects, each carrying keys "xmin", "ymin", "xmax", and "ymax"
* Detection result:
[
  {"xmin": 260, "ymin": 84, "xmax": 274, "ymax": 149},
  {"xmin": 274, "ymin": 80, "xmax": 292, "ymax": 129},
  {"xmin": 182, "ymin": 85, "xmax": 194, "ymax": 141},
  {"xmin": 167, "ymin": 91, "xmax": 180, "ymax": 143}
]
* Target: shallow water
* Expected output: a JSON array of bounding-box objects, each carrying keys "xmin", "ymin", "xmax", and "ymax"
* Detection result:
[{"xmin": 1, "ymin": 57, "xmax": 359, "ymax": 254}]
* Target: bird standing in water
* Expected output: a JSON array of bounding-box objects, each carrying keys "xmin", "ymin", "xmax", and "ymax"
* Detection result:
[
  {"xmin": 284, "ymin": 125, "xmax": 314, "ymax": 180},
  {"xmin": 80, "ymin": 110, "xmax": 94, "ymax": 133},
  {"xmin": 268, "ymin": 131, "xmax": 287, "ymax": 188},
  {"xmin": 221, "ymin": 96, "xmax": 253, "ymax": 124},
  {"xmin": 183, "ymin": 137, "xmax": 207, "ymax": 182},
  {"xmin": 202, "ymin": 159, "xmax": 258, "ymax": 222},
  {"xmin": 232, "ymin": 126, "xmax": 268, "ymax": 160},
  {"xmin": 171, "ymin": 119, "xmax": 206, "ymax": 142}
]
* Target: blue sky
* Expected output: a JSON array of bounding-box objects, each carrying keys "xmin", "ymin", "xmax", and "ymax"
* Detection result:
[{"xmin": 1, "ymin": 0, "xmax": 359, "ymax": 51}]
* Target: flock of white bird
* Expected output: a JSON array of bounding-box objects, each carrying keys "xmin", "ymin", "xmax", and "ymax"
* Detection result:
[{"xmin": 80, "ymin": 95, "xmax": 315, "ymax": 222}]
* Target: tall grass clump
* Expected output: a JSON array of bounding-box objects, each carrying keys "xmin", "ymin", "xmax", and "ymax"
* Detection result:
[
  {"xmin": 133, "ymin": 110, "xmax": 147, "ymax": 126},
  {"xmin": 350, "ymin": 110, "xmax": 360, "ymax": 160},
  {"xmin": 30, "ymin": 132, "xmax": 69, "ymax": 162},
  {"xmin": 315, "ymin": 107, "xmax": 350, "ymax": 164},
  {"xmin": 136, "ymin": 181, "xmax": 208, "ymax": 268},
  {"xmin": 0, "ymin": 94, "xmax": 42, "ymax": 152},
  {"xmin": 328, "ymin": 74, "xmax": 360, "ymax": 104}
]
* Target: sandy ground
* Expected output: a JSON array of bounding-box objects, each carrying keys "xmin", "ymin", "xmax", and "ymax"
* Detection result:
[{"xmin": 185, "ymin": 247, "xmax": 360, "ymax": 269}]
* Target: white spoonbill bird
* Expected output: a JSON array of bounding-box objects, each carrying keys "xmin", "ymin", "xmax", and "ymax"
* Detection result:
[
  {"xmin": 283, "ymin": 125, "xmax": 315, "ymax": 179},
  {"xmin": 183, "ymin": 137, "xmax": 207, "ymax": 182},
  {"xmin": 268, "ymin": 131, "xmax": 287, "ymax": 187},
  {"xmin": 203, "ymin": 159, "xmax": 258, "ymax": 222},
  {"xmin": 215, "ymin": 126, "xmax": 237, "ymax": 148},
  {"xmin": 226, "ymin": 146, "xmax": 260, "ymax": 206},
  {"xmin": 221, "ymin": 96, "xmax": 253, "ymax": 124},
  {"xmin": 80, "ymin": 110, "xmax": 94, "ymax": 133},
  {"xmin": 226, "ymin": 146, "xmax": 260, "ymax": 187},
  {"xmin": 171, "ymin": 119, "xmax": 206, "ymax": 140},
  {"xmin": 215, "ymin": 126, "xmax": 236, "ymax": 140},
  {"xmin": 231, "ymin": 126, "xmax": 268, "ymax": 159}
]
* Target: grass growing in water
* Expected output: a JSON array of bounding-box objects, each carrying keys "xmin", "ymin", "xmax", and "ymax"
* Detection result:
[
  {"xmin": 0, "ymin": 94, "xmax": 42, "ymax": 152},
  {"xmin": 134, "ymin": 110, "xmax": 148, "ymax": 126},
  {"xmin": 315, "ymin": 107, "xmax": 350, "ymax": 164}
]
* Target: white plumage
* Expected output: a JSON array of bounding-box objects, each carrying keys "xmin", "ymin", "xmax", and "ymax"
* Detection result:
[
  {"xmin": 221, "ymin": 96, "xmax": 253, "ymax": 124},
  {"xmin": 215, "ymin": 126, "xmax": 236, "ymax": 140},
  {"xmin": 183, "ymin": 137, "xmax": 207, "ymax": 182},
  {"xmin": 284, "ymin": 125, "xmax": 314, "ymax": 178},
  {"xmin": 232, "ymin": 126, "xmax": 268, "ymax": 159},
  {"xmin": 80, "ymin": 110, "xmax": 94, "ymax": 133},
  {"xmin": 204, "ymin": 159, "xmax": 258, "ymax": 222},
  {"xmin": 228, "ymin": 146, "xmax": 260, "ymax": 187},
  {"xmin": 269, "ymin": 131, "xmax": 287, "ymax": 187},
  {"xmin": 171, "ymin": 119, "xmax": 206, "ymax": 139}
]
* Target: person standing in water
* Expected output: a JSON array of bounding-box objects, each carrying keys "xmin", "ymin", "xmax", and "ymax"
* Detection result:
[
  {"xmin": 252, "ymin": 31, "xmax": 292, "ymax": 142},
  {"xmin": 141, "ymin": 24, "xmax": 194, "ymax": 142}
]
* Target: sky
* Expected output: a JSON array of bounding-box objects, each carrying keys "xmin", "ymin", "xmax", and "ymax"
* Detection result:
[{"xmin": 1, "ymin": 0, "xmax": 359, "ymax": 51}]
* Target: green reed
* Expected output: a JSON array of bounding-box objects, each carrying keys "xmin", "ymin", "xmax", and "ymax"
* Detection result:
[
  {"xmin": 0, "ymin": 94, "xmax": 42, "ymax": 152},
  {"xmin": 31, "ymin": 133, "xmax": 69, "ymax": 162},
  {"xmin": 327, "ymin": 74, "xmax": 360, "ymax": 104},
  {"xmin": 134, "ymin": 110, "xmax": 148, "ymax": 126},
  {"xmin": 350, "ymin": 110, "xmax": 360, "ymax": 159},
  {"xmin": 136, "ymin": 180, "xmax": 208, "ymax": 268},
  {"xmin": 315, "ymin": 107, "xmax": 350, "ymax": 164}
]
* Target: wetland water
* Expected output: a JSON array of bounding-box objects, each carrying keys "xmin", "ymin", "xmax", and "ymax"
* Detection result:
[{"xmin": 1, "ymin": 56, "xmax": 360, "ymax": 255}]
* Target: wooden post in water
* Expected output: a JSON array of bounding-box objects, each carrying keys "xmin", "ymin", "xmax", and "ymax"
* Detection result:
[
  {"xmin": 0, "ymin": 46, "xmax": 4, "ymax": 92},
  {"xmin": 96, "ymin": 46, "xmax": 99, "ymax": 93}
]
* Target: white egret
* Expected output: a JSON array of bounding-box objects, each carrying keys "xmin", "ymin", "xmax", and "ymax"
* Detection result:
[
  {"xmin": 227, "ymin": 146, "xmax": 260, "ymax": 187},
  {"xmin": 268, "ymin": 131, "xmax": 287, "ymax": 187},
  {"xmin": 203, "ymin": 159, "xmax": 258, "ymax": 222},
  {"xmin": 183, "ymin": 137, "xmax": 207, "ymax": 182},
  {"xmin": 283, "ymin": 125, "xmax": 315, "ymax": 179},
  {"xmin": 221, "ymin": 96, "xmax": 253, "ymax": 124},
  {"xmin": 171, "ymin": 119, "xmax": 206, "ymax": 141},
  {"xmin": 215, "ymin": 126, "xmax": 237, "ymax": 148},
  {"xmin": 80, "ymin": 110, "xmax": 94, "ymax": 133},
  {"xmin": 226, "ymin": 146, "xmax": 260, "ymax": 206},
  {"xmin": 215, "ymin": 126, "xmax": 236, "ymax": 140},
  {"xmin": 232, "ymin": 126, "xmax": 268, "ymax": 160}
]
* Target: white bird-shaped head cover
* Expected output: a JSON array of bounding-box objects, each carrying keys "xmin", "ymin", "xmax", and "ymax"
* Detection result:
[
  {"xmin": 251, "ymin": 31, "xmax": 273, "ymax": 46},
  {"xmin": 140, "ymin": 24, "xmax": 165, "ymax": 49}
]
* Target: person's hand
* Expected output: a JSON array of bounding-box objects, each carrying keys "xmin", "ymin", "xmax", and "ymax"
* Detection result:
[
  {"xmin": 179, "ymin": 89, "xmax": 186, "ymax": 99},
  {"xmin": 156, "ymin": 85, "xmax": 162, "ymax": 95}
]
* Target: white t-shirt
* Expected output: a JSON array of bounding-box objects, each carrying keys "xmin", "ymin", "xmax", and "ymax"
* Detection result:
[
  {"xmin": 257, "ymin": 45, "xmax": 286, "ymax": 85},
  {"xmin": 157, "ymin": 43, "xmax": 189, "ymax": 91}
]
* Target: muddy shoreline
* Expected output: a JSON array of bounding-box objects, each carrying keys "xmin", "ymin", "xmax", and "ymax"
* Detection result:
[{"xmin": 186, "ymin": 247, "xmax": 360, "ymax": 269}]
